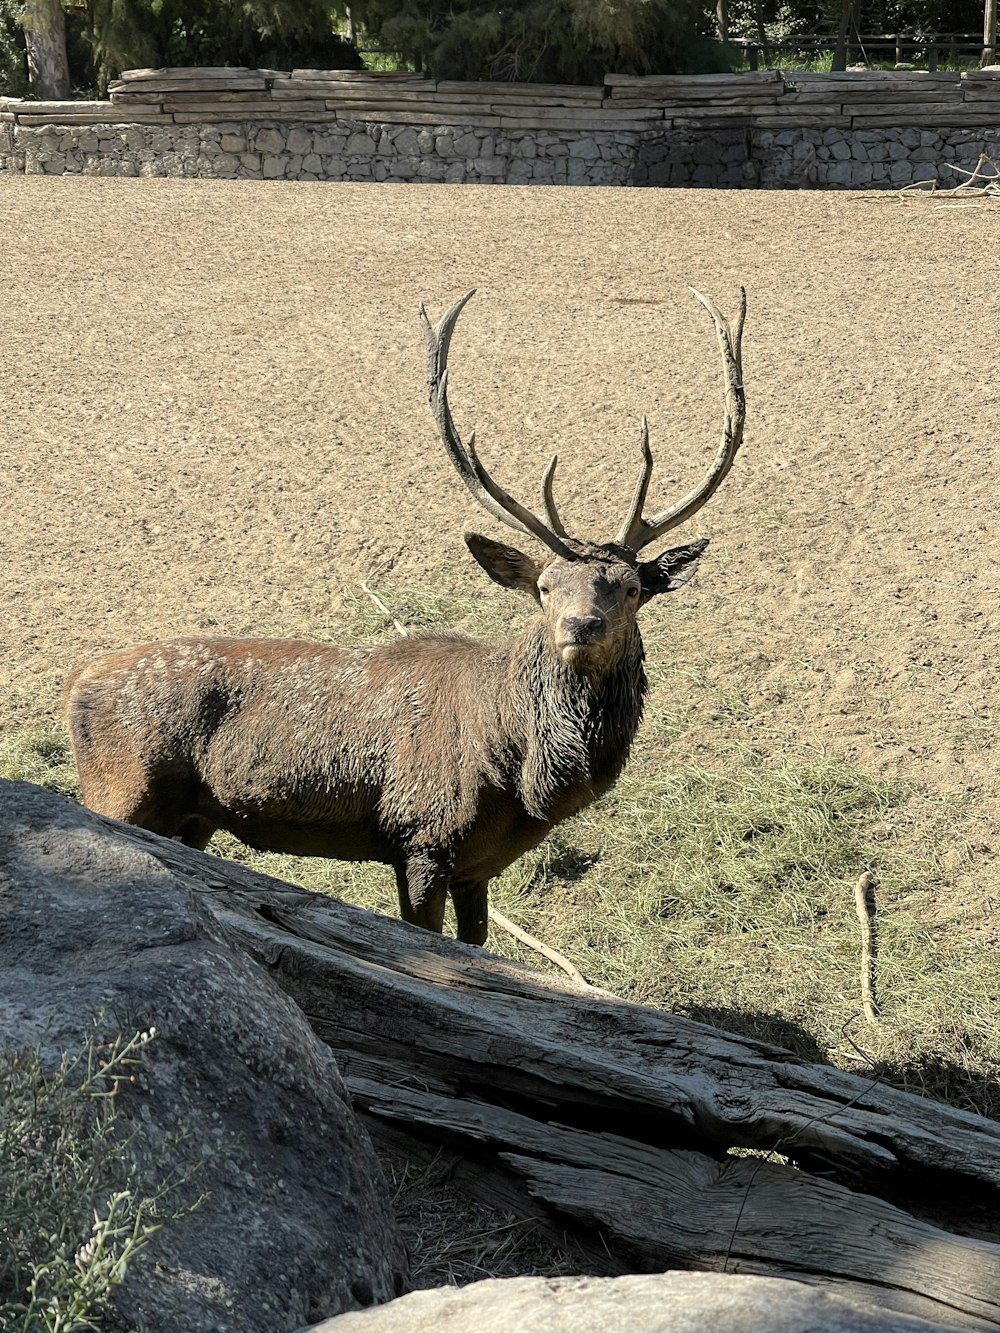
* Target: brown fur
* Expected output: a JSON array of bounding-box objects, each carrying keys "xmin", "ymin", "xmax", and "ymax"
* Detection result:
[{"xmin": 64, "ymin": 534, "xmax": 708, "ymax": 944}]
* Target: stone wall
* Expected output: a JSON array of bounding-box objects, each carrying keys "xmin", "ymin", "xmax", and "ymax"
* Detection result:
[
  {"xmin": 3, "ymin": 115, "xmax": 997, "ymax": 188},
  {"xmin": 2, "ymin": 66, "xmax": 999, "ymax": 188}
]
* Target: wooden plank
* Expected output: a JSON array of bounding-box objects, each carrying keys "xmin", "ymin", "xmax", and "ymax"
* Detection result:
[
  {"xmin": 962, "ymin": 86, "xmax": 1000, "ymax": 101},
  {"xmin": 15, "ymin": 110, "xmax": 175, "ymax": 125},
  {"xmin": 437, "ymin": 80, "xmax": 603, "ymax": 103},
  {"xmin": 781, "ymin": 86, "xmax": 957, "ymax": 103},
  {"xmin": 749, "ymin": 102, "xmax": 845, "ymax": 116},
  {"xmin": 108, "ymin": 76, "xmax": 267, "ymax": 94},
  {"xmin": 274, "ymin": 80, "xmax": 438, "ymax": 99},
  {"xmin": 162, "ymin": 100, "xmax": 276, "ymax": 115},
  {"xmin": 751, "ymin": 115, "xmax": 853, "ymax": 129},
  {"xmin": 108, "ymin": 92, "xmax": 169, "ymax": 105},
  {"xmin": 117, "ymin": 65, "xmax": 258, "ymax": 81},
  {"xmin": 605, "ymin": 70, "xmax": 781, "ymax": 87},
  {"xmin": 789, "ymin": 69, "xmax": 959, "ymax": 82},
  {"xmin": 11, "ymin": 99, "xmax": 113, "ymax": 115},
  {"xmin": 291, "ymin": 68, "xmax": 427, "ymax": 81},
  {"xmin": 440, "ymin": 90, "xmax": 604, "ymax": 107},
  {"xmin": 608, "ymin": 94, "xmax": 783, "ymax": 107},
  {"xmin": 321, "ymin": 100, "xmax": 492, "ymax": 118},
  {"xmin": 328, "ymin": 109, "xmax": 504, "ymax": 127},
  {"xmin": 850, "ymin": 110, "xmax": 1000, "ymax": 126},
  {"xmin": 497, "ymin": 106, "xmax": 662, "ymax": 121},
  {"xmin": 137, "ymin": 89, "xmax": 276, "ymax": 103},
  {"xmin": 845, "ymin": 98, "xmax": 968, "ymax": 115},
  {"xmin": 289, "ymin": 91, "xmax": 487, "ymax": 107},
  {"xmin": 498, "ymin": 115, "xmax": 660, "ymax": 132},
  {"xmin": 169, "ymin": 110, "xmax": 341, "ymax": 124}
]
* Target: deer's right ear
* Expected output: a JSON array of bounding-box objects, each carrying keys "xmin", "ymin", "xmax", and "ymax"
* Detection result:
[{"xmin": 465, "ymin": 533, "xmax": 545, "ymax": 599}]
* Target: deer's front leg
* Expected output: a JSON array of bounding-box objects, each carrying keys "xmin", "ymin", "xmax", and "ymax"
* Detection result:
[
  {"xmin": 451, "ymin": 880, "xmax": 489, "ymax": 947},
  {"xmin": 395, "ymin": 852, "xmax": 450, "ymax": 935}
]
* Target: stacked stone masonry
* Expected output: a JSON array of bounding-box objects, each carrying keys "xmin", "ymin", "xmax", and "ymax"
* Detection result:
[{"xmin": 1, "ymin": 66, "xmax": 998, "ymax": 188}]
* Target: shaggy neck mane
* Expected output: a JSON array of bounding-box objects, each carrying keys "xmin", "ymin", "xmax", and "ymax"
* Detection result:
[{"xmin": 510, "ymin": 621, "xmax": 647, "ymax": 821}]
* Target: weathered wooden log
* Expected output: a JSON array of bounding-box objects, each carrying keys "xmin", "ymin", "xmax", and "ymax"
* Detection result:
[{"xmin": 100, "ymin": 818, "xmax": 1000, "ymax": 1330}]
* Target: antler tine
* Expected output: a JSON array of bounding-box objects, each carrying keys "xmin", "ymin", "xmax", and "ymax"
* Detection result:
[
  {"xmin": 614, "ymin": 416, "xmax": 653, "ymax": 549},
  {"xmin": 617, "ymin": 286, "xmax": 747, "ymax": 555},
  {"xmin": 540, "ymin": 454, "xmax": 569, "ymax": 538},
  {"xmin": 420, "ymin": 291, "xmax": 573, "ymax": 559}
]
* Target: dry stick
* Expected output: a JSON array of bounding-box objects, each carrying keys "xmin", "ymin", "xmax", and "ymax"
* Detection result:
[
  {"xmin": 358, "ymin": 581, "xmax": 410, "ymax": 639},
  {"xmin": 486, "ymin": 907, "xmax": 591, "ymax": 989},
  {"xmin": 899, "ymin": 152, "xmax": 1000, "ymax": 206},
  {"xmin": 357, "ymin": 581, "xmax": 596, "ymax": 989},
  {"xmin": 854, "ymin": 871, "xmax": 880, "ymax": 1025}
]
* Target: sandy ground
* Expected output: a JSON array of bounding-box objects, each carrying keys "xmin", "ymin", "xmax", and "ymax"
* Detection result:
[{"xmin": 0, "ymin": 177, "xmax": 997, "ymax": 869}]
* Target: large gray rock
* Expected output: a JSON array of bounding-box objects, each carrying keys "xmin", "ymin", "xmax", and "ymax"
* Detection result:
[
  {"xmin": 306, "ymin": 1273, "xmax": 948, "ymax": 1333},
  {"xmin": 0, "ymin": 779, "xmax": 407, "ymax": 1332}
]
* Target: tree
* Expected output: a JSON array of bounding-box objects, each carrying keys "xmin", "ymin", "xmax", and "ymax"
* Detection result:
[
  {"xmin": 20, "ymin": 0, "xmax": 70, "ymax": 98},
  {"xmin": 345, "ymin": 0, "xmax": 728, "ymax": 83}
]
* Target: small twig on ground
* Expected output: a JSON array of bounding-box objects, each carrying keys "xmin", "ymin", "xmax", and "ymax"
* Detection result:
[
  {"xmin": 487, "ymin": 907, "xmax": 592, "ymax": 989},
  {"xmin": 359, "ymin": 581, "xmax": 411, "ymax": 638},
  {"xmin": 854, "ymin": 871, "xmax": 879, "ymax": 1025},
  {"xmin": 356, "ymin": 579, "xmax": 595, "ymax": 988}
]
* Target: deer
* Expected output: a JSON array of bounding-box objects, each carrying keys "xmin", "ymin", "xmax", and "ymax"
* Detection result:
[{"xmin": 63, "ymin": 286, "xmax": 746, "ymax": 947}]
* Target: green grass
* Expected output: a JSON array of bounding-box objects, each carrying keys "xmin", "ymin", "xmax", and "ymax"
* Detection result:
[{"xmin": 6, "ymin": 575, "xmax": 1000, "ymax": 1120}]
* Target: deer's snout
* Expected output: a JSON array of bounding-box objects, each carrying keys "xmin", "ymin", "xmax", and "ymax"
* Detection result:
[{"xmin": 560, "ymin": 614, "xmax": 606, "ymax": 644}]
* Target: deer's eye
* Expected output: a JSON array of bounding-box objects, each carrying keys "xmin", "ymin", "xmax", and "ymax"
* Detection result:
[
  {"xmin": 538, "ymin": 584, "xmax": 551, "ymax": 597},
  {"xmin": 625, "ymin": 585, "xmax": 640, "ymax": 598}
]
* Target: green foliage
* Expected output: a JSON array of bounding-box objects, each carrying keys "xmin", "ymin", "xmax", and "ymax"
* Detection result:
[
  {"xmin": 0, "ymin": 0, "xmax": 29, "ymax": 96},
  {"xmin": 346, "ymin": 0, "xmax": 733, "ymax": 83},
  {"xmin": 0, "ymin": 1024, "xmax": 203, "ymax": 1332}
]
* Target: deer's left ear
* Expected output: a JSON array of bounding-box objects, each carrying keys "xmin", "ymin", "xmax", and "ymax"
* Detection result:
[{"xmin": 637, "ymin": 538, "xmax": 710, "ymax": 602}]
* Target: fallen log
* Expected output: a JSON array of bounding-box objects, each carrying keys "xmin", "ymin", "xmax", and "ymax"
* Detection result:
[{"xmin": 100, "ymin": 816, "xmax": 1000, "ymax": 1329}]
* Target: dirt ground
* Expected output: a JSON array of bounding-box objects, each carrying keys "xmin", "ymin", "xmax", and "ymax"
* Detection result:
[{"xmin": 0, "ymin": 175, "xmax": 997, "ymax": 886}]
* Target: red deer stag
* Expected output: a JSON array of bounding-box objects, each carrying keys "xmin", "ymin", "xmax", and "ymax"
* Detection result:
[{"xmin": 64, "ymin": 287, "xmax": 746, "ymax": 946}]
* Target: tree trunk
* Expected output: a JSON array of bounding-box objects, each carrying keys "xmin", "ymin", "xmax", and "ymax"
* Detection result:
[
  {"xmin": 107, "ymin": 819, "xmax": 1000, "ymax": 1330},
  {"xmin": 716, "ymin": 0, "xmax": 729, "ymax": 45},
  {"xmin": 832, "ymin": 0, "xmax": 854, "ymax": 72},
  {"xmin": 20, "ymin": 0, "xmax": 70, "ymax": 100},
  {"xmin": 984, "ymin": 0, "xmax": 999, "ymax": 66},
  {"xmin": 754, "ymin": 0, "xmax": 770, "ymax": 65}
]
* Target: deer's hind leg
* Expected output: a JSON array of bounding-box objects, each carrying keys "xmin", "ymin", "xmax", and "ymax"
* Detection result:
[{"xmin": 70, "ymin": 736, "xmax": 212, "ymax": 847}]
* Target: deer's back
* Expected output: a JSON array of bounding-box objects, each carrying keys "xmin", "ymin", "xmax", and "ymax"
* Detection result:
[{"xmin": 64, "ymin": 633, "xmax": 515, "ymax": 849}]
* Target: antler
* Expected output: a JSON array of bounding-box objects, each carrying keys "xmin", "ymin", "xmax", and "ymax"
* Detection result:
[
  {"xmin": 420, "ymin": 291, "xmax": 573, "ymax": 559},
  {"xmin": 616, "ymin": 286, "xmax": 747, "ymax": 554}
]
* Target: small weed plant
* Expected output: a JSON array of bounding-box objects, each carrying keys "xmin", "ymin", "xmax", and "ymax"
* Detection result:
[{"xmin": 0, "ymin": 1023, "xmax": 201, "ymax": 1332}]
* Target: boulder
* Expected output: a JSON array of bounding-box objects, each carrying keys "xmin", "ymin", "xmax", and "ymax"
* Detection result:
[
  {"xmin": 0, "ymin": 779, "xmax": 408, "ymax": 1332},
  {"xmin": 305, "ymin": 1273, "xmax": 950, "ymax": 1333}
]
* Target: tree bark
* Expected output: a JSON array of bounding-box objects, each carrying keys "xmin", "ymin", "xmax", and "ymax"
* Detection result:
[
  {"xmin": 106, "ymin": 819, "xmax": 1000, "ymax": 1330},
  {"xmin": 20, "ymin": 0, "xmax": 70, "ymax": 101},
  {"xmin": 716, "ymin": 0, "xmax": 729, "ymax": 46},
  {"xmin": 984, "ymin": 0, "xmax": 999, "ymax": 66},
  {"xmin": 832, "ymin": 0, "xmax": 854, "ymax": 72}
]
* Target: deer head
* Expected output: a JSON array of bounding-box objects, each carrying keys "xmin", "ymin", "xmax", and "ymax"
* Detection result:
[{"xmin": 420, "ymin": 287, "xmax": 746, "ymax": 675}]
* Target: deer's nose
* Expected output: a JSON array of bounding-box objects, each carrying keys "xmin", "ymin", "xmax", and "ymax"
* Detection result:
[{"xmin": 562, "ymin": 615, "xmax": 606, "ymax": 643}]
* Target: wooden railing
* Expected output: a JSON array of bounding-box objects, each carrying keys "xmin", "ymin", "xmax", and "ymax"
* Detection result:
[{"xmin": 737, "ymin": 32, "xmax": 990, "ymax": 72}]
